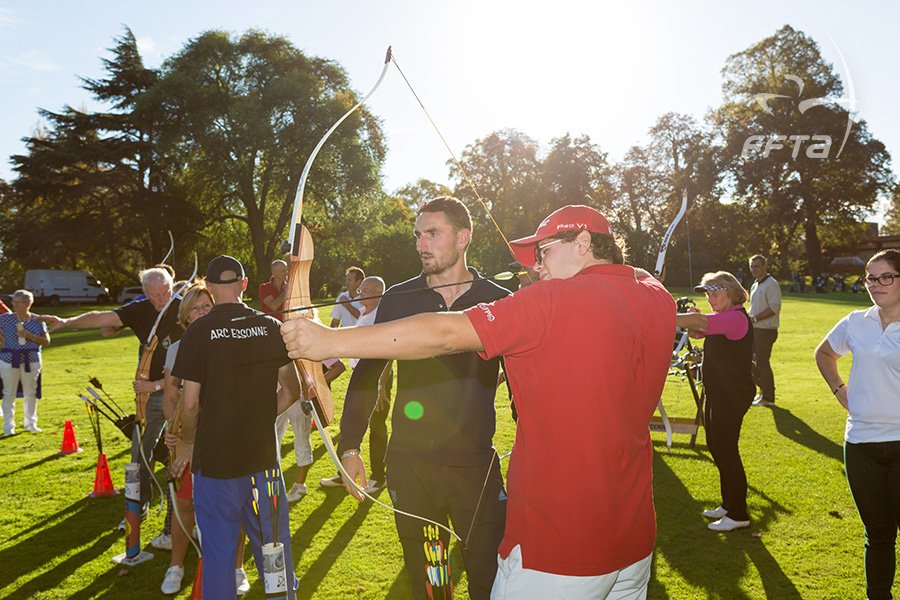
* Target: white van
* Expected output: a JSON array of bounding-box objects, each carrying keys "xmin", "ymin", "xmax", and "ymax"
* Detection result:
[{"xmin": 24, "ymin": 269, "xmax": 111, "ymax": 305}]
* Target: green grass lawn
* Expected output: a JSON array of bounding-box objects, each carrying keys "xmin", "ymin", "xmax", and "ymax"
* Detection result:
[{"xmin": 0, "ymin": 290, "xmax": 882, "ymax": 599}]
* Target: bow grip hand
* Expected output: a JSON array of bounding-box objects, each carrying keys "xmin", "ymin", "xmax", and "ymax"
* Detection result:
[{"xmin": 281, "ymin": 318, "xmax": 332, "ymax": 361}]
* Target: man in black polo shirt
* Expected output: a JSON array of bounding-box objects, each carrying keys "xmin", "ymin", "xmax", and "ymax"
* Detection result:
[
  {"xmin": 335, "ymin": 197, "xmax": 509, "ymax": 600},
  {"xmin": 171, "ymin": 255, "xmax": 301, "ymax": 599},
  {"xmin": 41, "ymin": 267, "xmax": 180, "ymax": 511}
]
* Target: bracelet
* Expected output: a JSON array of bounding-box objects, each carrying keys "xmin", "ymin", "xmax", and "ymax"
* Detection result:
[
  {"xmin": 340, "ymin": 449, "xmax": 360, "ymax": 460},
  {"xmin": 833, "ymin": 383, "xmax": 846, "ymax": 395}
]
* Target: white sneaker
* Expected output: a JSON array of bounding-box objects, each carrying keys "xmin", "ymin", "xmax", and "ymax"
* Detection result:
[
  {"xmin": 708, "ymin": 516, "xmax": 750, "ymax": 532},
  {"xmin": 319, "ymin": 474, "xmax": 344, "ymax": 488},
  {"xmin": 702, "ymin": 506, "xmax": 728, "ymax": 519},
  {"xmin": 364, "ymin": 479, "xmax": 383, "ymax": 494},
  {"xmin": 286, "ymin": 482, "xmax": 308, "ymax": 503},
  {"xmin": 160, "ymin": 566, "xmax": 184, "ymax": 595},
  {"xmin": 151, "ymin": 533, "xmax": 172, "ymax": 550},
  {"xmin": 236, "ymin": 567, "xmax": 250, "ymax": 595},
  {"xmin": 24, "ymin": 425, "xmax": 42, "ymax": 433}
]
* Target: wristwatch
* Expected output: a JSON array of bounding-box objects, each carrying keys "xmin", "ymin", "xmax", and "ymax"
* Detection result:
[{"xmin": 154, "ymin": 382, "xmax": 161, "ymax": 392}]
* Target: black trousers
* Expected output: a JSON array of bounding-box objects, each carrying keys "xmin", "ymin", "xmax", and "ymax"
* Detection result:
[
  {"xmin": 369, "ymin": 404, "xmax": 388, "ymax": 481},
  {"xmin": 704, "ymin": 390, "xmax": 752, "ymax": 521},
  {"xmin": 752, "ymin": 328, "xmax": 778, "ymax": 403},
  {"xmin": 845, "ymin": 441, "xmax": 900, "ymax": 600},
  {"xmin": 387, "ymin": 457, "xmax": 506, "ymax": 600}
]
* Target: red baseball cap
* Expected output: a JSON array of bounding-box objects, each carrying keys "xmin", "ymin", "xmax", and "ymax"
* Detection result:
[{"xmin": 509, "ymin": 205, "xmax": 612, "ymax": 267}]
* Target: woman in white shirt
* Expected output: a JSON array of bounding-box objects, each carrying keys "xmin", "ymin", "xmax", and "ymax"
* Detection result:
[{"xmin": 815, "ymin": 249, "xmax": 900, "ymax": 600}]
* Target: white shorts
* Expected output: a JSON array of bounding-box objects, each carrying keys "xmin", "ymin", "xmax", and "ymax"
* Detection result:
[
  {"xmin": 491, "ymin": 545, "xmax": 652, "ymax": 600},
  {"xmin": 275, "ymin": 400, "xmax": 313, "ymax": 467}
]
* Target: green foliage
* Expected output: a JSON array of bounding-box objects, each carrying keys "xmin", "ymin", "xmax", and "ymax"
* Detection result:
[
  {"xmin": 151, "ymin": 29, "xmax": 385, "ymax": 284},
  {"xmin": 714, "ymin": 25, "xmax": 894, "ymax": 276},
  {"xmin": 1, "ymin": 27, "xmax": 385, "ymax": 294}
]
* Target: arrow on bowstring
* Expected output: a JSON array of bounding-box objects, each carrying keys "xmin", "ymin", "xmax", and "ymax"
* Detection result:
[{"xmin": 230, "ymin": 270, "xmax": 525, "ymax": 323}]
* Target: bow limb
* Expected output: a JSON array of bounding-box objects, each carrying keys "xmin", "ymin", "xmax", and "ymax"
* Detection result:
[
  {"xmin": 283, "ymin": 47, "xmax": 392, "ymax": 427},
  {"xmin": 284, "ymin": 47, "xmax": 462, "ymax": 543},
  {"xmin": 653, "ymin": 190, "xmax": 689, "ymax": 449},
  {"xmin": 653, "ymin": 189, "xmax": 689, "ymax": 281},
  {"xmin": 161, "ymin": 230, "xmax": 174, "ymax": 265}
]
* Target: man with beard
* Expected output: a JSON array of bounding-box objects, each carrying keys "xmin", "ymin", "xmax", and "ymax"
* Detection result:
[
  {"xmin": 329, "ymin": 197, "xmax": 510, "ymax": 600},
  {"xmin": 282, "ymin": 205, "xmax": 676, "ymax": 599}
]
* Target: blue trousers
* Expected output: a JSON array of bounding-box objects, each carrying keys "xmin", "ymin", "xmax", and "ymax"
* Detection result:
[{"xmin": 194, "ymin": 468, "xmax": 297, "ymax": 599}]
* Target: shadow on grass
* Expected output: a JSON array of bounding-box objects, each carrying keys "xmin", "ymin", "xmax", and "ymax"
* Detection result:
[
  {"xmin": 652, "ymin": 439, "xmax": 715, "ymax": 464},
  {"xmin": 652, "ymin": 452, "xmax": 801, "ymax": 599},
  {"xmin": 384, "ymin": 568, "xmax": 413, "ymax": 599},
  {"xmin": 771, "ymin": 405, "xmax": 843, "ymax": 463},
  {"xmin": 294, "ymin": 500, "xmax": 375, "ymax": 599},
  {"xmin": 0, "ymin": 452, "xmax": 61, "ymax": 479},
  {"xmin": 0, "ymin": 495, "xmax": 123, "ymax": 594},
  {"xmin": 40, "ymin": 329, "xmax": 112, "ymax": 351}
]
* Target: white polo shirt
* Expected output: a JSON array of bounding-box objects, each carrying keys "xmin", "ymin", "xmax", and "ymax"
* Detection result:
[
  {"xmin": 329, "ymin": 291, "xmax": 363, "ymax": 327},
  {"xmin": 827, "ymin": 305, "xmax": 900, "ymax": 443},
  {"xmin": 749, "ymin": 275, "xmax": 782, "ymax": 329},
  {"xmin": 349, "ymin": 307, "xmax": 378, "ymax": 369}
]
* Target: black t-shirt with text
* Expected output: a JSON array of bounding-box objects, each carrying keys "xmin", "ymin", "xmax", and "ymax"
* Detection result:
[
  {"xmin": 114, "ymin": 298, "xmax": 181, "ymax": 381},
  {"xmin": 172, "ymin": 302, "xmax": 291, "ymax": 479}
]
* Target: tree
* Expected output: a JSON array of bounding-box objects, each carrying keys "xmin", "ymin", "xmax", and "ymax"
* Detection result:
[
  {"xmin": 715, "ymin": 25, "xmax": 893, "ymax": 276},
  {"xmin": 610, "ymin": 113, "xmax": 721, "ymax": 284},
  {"xmin": 882, "ymin": 185, "xmax": 900, "ymax": 235},
  {"xmin": 3, "ymin": 28, "xmax": 200, "ymax": 291},
  {"xmin": 447, "ymin": 129, "xmax": 543, "ymax": 273},
  {"xmin": 448, "ymin": 130, "xmax": 616, "ymax": 275},
  {"xmin": 153, "ymin": 30, "xmax": 386, "ymax": 283}
]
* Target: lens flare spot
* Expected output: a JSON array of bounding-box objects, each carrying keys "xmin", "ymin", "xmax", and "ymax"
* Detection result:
[{"xmin": 404, "ymin": 401, "xmax": 425, "ymax": 421}]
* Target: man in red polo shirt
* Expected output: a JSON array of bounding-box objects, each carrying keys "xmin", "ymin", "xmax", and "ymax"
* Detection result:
[
  {"xmin": 280, "ymin": 205, "xmax": 675, "ymax": 599},
  {"xmin": 258, "ymin": 259, "xmax": 288, "ymax": 320}
]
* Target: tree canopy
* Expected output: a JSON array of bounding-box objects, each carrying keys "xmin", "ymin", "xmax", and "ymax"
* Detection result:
[{"xmin": 1, "ymin": 24, "xmax": 894, "ymax": 294}]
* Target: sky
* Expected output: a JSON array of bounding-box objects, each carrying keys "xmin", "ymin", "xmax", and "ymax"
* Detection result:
[{"xmin": 1, "ymin": 1, "xmax": 897, "ymax": 221}]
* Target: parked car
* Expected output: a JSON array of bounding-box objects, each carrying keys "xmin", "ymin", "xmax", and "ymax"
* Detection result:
[
  {"xmin": 24, "ymin": 269, "xmax": 110, "ymax": 305},
  {"xmin": 117, "ymin": 286, "xmax": 145, "ymax": 305}
]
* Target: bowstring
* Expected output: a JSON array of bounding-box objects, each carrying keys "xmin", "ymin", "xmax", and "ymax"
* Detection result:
[
  {"xmin": 389, "ymin": 50, "xmax": 520, "ymax": 546},
  {"xmin": 389, "ymin": 51, "xmax": 521, "ymax": 264}
]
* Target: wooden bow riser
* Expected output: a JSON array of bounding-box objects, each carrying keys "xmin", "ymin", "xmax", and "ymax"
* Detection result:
[
  {"xmin": 134, "ymin": 336, "xmax": 159, "ymax": 425},
  {"xmin": 285, "ymin": 224, "xmax": 335, "ymax": 426}
]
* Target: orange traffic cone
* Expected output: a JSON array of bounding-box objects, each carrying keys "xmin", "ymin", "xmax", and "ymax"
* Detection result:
[
  {"xmin": 189, "ymin": 558, "xmax": 203, "ymax": 599},
  {"xmin": 59, "ymin": 420, "xmax": 83, "ymax": 455},
  {"xmin": 89, "ymin": 453, "xmax": 118, "ymax": 497}
]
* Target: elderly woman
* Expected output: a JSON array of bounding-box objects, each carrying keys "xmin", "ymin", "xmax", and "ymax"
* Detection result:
[
  {"xmin": 815, "ymin": 249, "xmax": 900, "ymax": 600},
  {"xmin": 0, "ymin": 290, "xmax": 51, "ymax": 434},
  {"xmin": 676, "ymin": 271, "xmax": 755, "ymax": 532}
]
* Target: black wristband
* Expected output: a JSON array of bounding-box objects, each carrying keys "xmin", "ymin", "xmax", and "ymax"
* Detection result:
[{"xmin": 833, "ymin": 383, "xmax": 846, "ymax": 395}]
